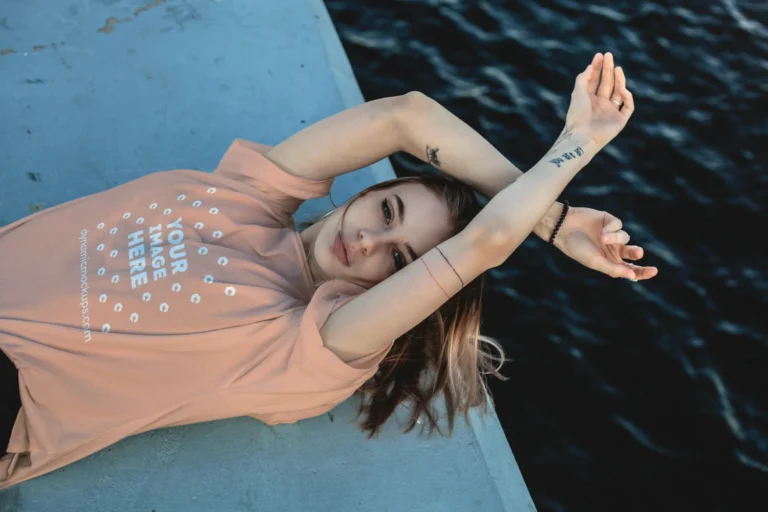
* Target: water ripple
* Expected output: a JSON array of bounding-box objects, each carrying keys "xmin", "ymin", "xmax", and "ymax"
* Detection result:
[{"xmin": 613, "ymin": 415, "xmax": 675, "ymax": 456}]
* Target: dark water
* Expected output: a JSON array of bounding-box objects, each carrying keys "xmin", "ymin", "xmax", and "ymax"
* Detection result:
[{"xmin": 326, "ymin": 1, "xmax": 767, "ymax": 510}]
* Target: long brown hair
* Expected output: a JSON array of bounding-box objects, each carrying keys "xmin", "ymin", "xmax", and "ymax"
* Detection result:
[{"xmin": 298, "ymin": 175, "xmax": 509, "ymax": 438}]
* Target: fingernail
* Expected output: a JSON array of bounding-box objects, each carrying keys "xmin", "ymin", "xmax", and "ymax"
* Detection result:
[{"xmin": 628, "ymin": 272, "xmax": 637, "ymax": 280}]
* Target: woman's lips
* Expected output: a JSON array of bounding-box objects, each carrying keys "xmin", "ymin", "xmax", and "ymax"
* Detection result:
[{"xmin": 333, "ymin": 232, "xmax": 350, "ymax": 266}]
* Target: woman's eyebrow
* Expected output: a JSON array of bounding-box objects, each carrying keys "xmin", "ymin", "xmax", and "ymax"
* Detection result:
[{"xmin": 394, "ymin": 193, "xmax": 418, "ymax": 262}]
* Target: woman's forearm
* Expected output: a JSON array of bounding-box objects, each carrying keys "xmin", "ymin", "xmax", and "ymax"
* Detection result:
[
  {"xmin": 395, "ymin": 91, "xmax": 564, "ymax": 240},
  {"xmin": 468, "ymin": 131, "xmax": 598, "ymax": 261}
]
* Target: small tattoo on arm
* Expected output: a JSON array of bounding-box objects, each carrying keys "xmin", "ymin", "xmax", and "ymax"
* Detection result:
[
  {"xmin": 426, "ymin": 145, "xmax": 441, "ymax": 166},
  {"xmin": 548, "ymin": 131, "xmax": 573, "ymax": 154},
  {"xmin": 548, "ymin": 146, "xmax": 584, "ymax": 168}
]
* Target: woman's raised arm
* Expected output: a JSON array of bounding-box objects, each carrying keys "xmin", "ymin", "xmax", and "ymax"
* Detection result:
[{"xmin": 321, "ymin": 59, "xmax": 635, "ymax": 361}]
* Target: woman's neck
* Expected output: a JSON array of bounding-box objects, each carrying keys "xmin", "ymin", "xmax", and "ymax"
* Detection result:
[{"xmin": 298, "ymin": 219, "xmax": 326, "ymax": 287}]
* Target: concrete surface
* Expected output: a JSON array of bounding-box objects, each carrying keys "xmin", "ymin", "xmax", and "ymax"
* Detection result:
[{"xmin": 0, "ymin": 1, "xmax": 536, "ymax": 510}]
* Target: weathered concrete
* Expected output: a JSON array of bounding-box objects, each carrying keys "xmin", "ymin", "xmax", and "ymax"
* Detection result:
[{"xmin": 0, "ymin": 1, "xmax": 535, "ymax": 510}]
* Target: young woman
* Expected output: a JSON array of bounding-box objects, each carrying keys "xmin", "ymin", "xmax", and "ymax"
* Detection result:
[{"xmin": 0, "ymin": 52, "xmax": 656, "ymax": 488}]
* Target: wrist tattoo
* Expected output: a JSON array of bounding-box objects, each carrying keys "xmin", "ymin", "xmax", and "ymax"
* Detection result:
[
  {"xmin": 548, "ymin": 146, "xmax": 584, "ymax": 168},
  {"xmin": 426, "ymin": 145, "xmax": 441, "ymax": 166},
  {"xmin": 549, "ymin": 129, "xmax": 573, "ymax": 153}
]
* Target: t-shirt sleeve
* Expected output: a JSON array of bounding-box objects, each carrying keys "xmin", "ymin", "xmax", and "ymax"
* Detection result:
[
  {"xmin": 212, "ymin": 139, "xmax": 334, "ymax": 218},
  {"xmin": 253, "ymin": 281, "xmax": 395, "ymax": 426},
  {"xmin": 297, "ymin": 280, "xmax": 395, "ymax": 379}
]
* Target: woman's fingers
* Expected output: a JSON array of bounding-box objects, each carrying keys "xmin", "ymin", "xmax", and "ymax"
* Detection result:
[
  {"xmin": 597, "ymin": 52, "xmax": 615, "ymax": 98},
  {"xmin": 598, "ymin": 259, "xmax": 658, "ymax": 281},
  {"xmin": 573, "ymin": 62, "xmax": 594, "ymax": 96},
  {"xmin": 624, "ymin": 262, "xmax": 659, "ymax": 281},
  {"xmin": 601, "ymin": 213, "xmax": 623, "ymax": 234},
  {"xmin": 598, "ymin": 259, "xmax": 638, "ymax": 280},
  {"xmin": 614, "ymin": 66, "xmax": 635, "ymax": 117},
  {"xmin": 602, "ymin": 230, "xmax": 630, "ymax": 245},
  {"xmin": 587, "ymin": 53, "xmax": 603, "ymax": 94},
  {"xmin": 619, "ymin": 245, "xmax": 644, "ymax": 260}
]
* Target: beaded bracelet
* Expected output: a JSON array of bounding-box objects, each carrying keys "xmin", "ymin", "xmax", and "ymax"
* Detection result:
[{"xmin": 548, "ymin": 200, "xmax": 569, "ymax": 246}]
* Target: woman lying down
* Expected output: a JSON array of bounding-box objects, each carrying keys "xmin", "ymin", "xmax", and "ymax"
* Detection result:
[{"xmin": 0, "ymin": 51, "xmax": 656, "ymax": 488}]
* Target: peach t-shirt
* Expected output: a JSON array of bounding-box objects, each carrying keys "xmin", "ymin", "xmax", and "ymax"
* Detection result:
[{"xmin": 0, "ymin": 139, "xmax": 393, "ymax": 489}]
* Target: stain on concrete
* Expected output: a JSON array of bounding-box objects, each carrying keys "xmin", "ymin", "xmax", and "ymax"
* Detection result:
[
  {"xmin": 0, "ymin": 16, "xmax": 15, "ymax": 30},
  {"xmin": 96, "ymin": 0, "xmax": 170, "ymax": 35},
  {"xmin": 30, "ymin": 202, "xmax": 47, "ymax": 213},
  {"xmin": 26, "ymin": 129, "xmax": 31, "ymax": 135},
  {"xmin": 327, "ymin": 412, "xmax": 334, "ymax": 422},
  {"xmin": 135, "ymin": 0, "xmax": 169, "ymax": 17},
  {"xmin": 146, "ymin": 72, "xmax": 153, "ymax": 80},
  {"xmin": 164, "ymin": 3, "xmax": 201, "ymax": 31},
  {"xmin": 0, "ymin": 48, "xmax": 16, "ymax": 56},
  {"xmin": 28, "ymin": 172, "xmax": 42, "ymax": 183},
  {"xmin": 97, "ymin": 16, "xmax": 132, "ymax": 34},
  {"xmin": 33, "ymin": 45, "xmax": 47, "ymax": 51},
  {"xmin": 61, "ymin": 57, "xmax": 71, "ymax": 69},
  {"xmin": 25, "ymin": 79, "xmax": 45, "ymax": 84}
]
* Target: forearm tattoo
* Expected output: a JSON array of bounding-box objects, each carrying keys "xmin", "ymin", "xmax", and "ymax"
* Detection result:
[
  {"xmin": 548, "ymin": 146, "xmax": 584, "ymax": 168},
  {"xmin": 549, "ymin": 128, "xmax": 573, "ymax": 154},
  {"xmin": 426, "ymin": 145, "xmax": 441, "ymax": 166}
]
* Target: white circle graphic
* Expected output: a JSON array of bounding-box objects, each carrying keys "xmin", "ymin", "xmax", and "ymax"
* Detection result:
[
  {"xmin": 99, "ymin": 294, "xmax": 107, "ymax": 303},
  {"xmin": 123, "ymin": 212, "xmax": 131, "ymax": 219},
  {"xmin": 142, "ymin": 292, "xmax": 151, "ymax": 302},
  {"xmin": 203, "ymin": 275, "xmax": 215, "ymax": 284},
  {"xmin": 160, "ymin": 303, "xmax": 169, "ymax": 312},
  {"xmin": 207, "ymin": 187, "xmax": 217, "ymax": 194},
  {"xmin": 195, "ymin": 222, "xmax": 204, "ymax": 230},
  {"xmin": 217, "ymin": 256, "xmax": 228, "ymax": 266},
  {"xmin": 191, "ymin": 294, "xmax": 201, "ymax": 304},
  {"xmin": 102, "ymin": 323, "xmax": 110, "ymax": 333},
  {"xmin": 163, "ymin": 208, "xmax": 172, "ymax": 215},
  {"xmin": 149, "ymin": 203, "xmax": 158, "ymax": 209},
  {"xmin": 136, "ymin": 217, "xmax": 144, "ymax": 225},
  {"xmin": 114, "ymin": 303, "xmax": 122, "ymax": 312},
  {"xmin": 97, "ymin": 244, "xmax": 104, "ymax": 251},
  {"xmin": 130, "ymin": 313, "xmax": 139, "ymax": 323},
  {"xmin": 110, "ymin": 249, "xmax": 118, "ymax": 258},
  {"xmin": 192, "ymin": 200, "xmax": 202, "ymax": 207},
  {"xmin": 212, "ymin": 230, "xmax": 223, "ymax": 239},
  {"xmin": 209, "ymin": 207, "xmax": 219, "ymax": 215},
  {"xmin": 109, "ymin": 227, "xmax": 118, "ymax": 234},
  {"xmin": 97, "ymin": 222, "xmax": 105, "ymax": 230},
  {"xmin": 172, "ymin": 282, "xmax": 182, "ymax": 292},
  {"xmin": 177, "ymin": 194, "xmax": 186, "ymax": 201},
  {"xmin": 198, "ymin": 247, "xmax": 208, "ymax": 255},
  {"xmin": 111, "ymin": 275, "xmax": 120, "ymax": 284},
  {"xmin": 97, "ymin": 267, "xmax": 106, "ymax": 276},
  {"xmin": 225, "ymin": 286, "xmax": 236, "ymax": 297}
]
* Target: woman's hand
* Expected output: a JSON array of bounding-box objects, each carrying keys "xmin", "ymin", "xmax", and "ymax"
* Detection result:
[
  {"xmin": 565, "ymin": 52, "xmax": 635, "ymax": 149},
  {"xmin": 553, "ymin": 206, "xmax": 658, "ymax": 281}
]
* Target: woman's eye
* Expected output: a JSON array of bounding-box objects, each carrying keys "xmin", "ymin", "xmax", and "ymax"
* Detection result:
[
  {"xmin": 393, "ymin": 250, "xmax": 404, "ymax": 271},
  {"xmin": 382, "ymin": 199, "xmax": 392, "ymax": 224}
]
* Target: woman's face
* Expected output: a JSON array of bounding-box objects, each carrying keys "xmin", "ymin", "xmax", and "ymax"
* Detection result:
[{"xmin": 302, "ymin": 182, "xmax": 454, "ymax": 288}]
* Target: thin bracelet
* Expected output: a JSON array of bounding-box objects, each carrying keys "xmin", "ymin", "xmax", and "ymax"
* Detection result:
[
  {"xmin": 435, "ymin": 247, "xmax": 465, "ymax": 287},
  {"xmin": 420, "ymin": 259, "xmax": 450, "ymax": 298},
  {"xmin": 548, "ymin": 200, "xmax": 569, "ymax": 246}
]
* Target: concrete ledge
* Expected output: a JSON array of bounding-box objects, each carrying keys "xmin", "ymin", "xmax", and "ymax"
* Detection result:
[{"xmin": 0, "ymin": 0, "xmax": 535, "ymax": 510}]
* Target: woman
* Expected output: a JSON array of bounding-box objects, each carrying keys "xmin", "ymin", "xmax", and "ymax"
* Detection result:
[{"xmin": 0, "ymin": 52, "xmax": 656, "ymax": 488}]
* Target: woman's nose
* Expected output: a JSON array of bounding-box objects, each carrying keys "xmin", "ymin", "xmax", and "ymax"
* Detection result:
[{"xmin": 358, "ymin": 229, "xmax": 394, "ymax": 256}]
